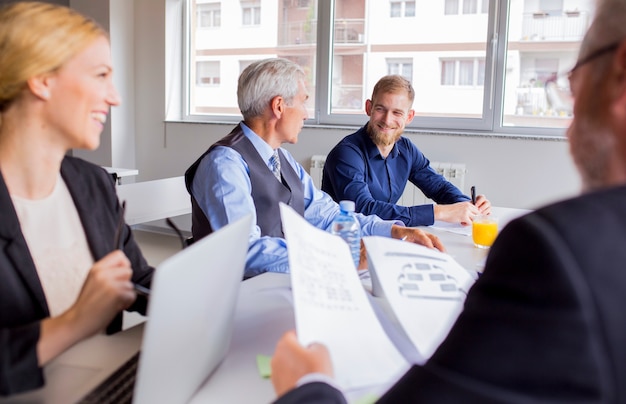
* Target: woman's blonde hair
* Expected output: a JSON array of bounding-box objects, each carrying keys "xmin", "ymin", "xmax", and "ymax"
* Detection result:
[{"xmin": 0, "ymin": 2, "xmax": 105, "ymax": 122}]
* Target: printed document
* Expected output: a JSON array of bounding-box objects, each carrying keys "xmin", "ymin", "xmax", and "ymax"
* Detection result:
[
  {"xmin": 364, "ymin": 236, "xmax": 475, "ymax": 362},
  {"xmin": 279, "ymin": 204, "xmax": 409, "ymax": 393}
]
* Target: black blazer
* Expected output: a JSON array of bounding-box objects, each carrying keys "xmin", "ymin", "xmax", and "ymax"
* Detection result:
[
  {"xmin": 0, "ymin": 156, "xmax": 153, "ymax": 396},
  {"xmin": 275, "ymin": 185, "xmax": 626, "ymax": 403}
]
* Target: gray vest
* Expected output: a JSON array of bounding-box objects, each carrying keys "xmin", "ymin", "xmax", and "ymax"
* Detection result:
[{"xmin": 184, "ymin": 124, "xmax": 305, "ymax": 241}]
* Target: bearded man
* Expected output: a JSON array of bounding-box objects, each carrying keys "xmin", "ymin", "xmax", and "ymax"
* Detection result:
[{"xmin": 322, "ymin": 75, "xmax": 490, "ymax": 227}]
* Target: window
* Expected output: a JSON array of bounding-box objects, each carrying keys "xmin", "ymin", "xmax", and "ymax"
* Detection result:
[
  {"xmin": 184, "ymin": 0, "xmax": 595, "ymax": 136},
  {"xmin": 445, "ymin": 0, "xmax": 489, "ymax": 15},
  {"xmin": 197, "ymin": 3, "xmax": 220, "ymax": 28},
  {"xmin": 390, "ymin": 1, "xmax": 415, "ymax": 18},
  {"xmin": 440, "ymin": 59, "xmax": 484, "ymax": 87},
  {"xmin": 387, "ymin": 59, "xmax": 413, "ymax": 82},
  {"xmin": 444, "ymin": 0, "xmax": 459, "ymax": 15},
  {"xmin": 242, "ymin": 1, "xmax": 261, "ymax": 26},
  {"xmin": 463, "ymin": 0, "xmax": 477, "ymax": 15},
  {"xmin": 196, "ymin": 61, "xmax": 220, "ymax": 86}
]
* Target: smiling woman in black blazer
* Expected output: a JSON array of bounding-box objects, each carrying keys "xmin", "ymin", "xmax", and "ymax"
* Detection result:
[{"xmin": 0, "ymin": 2, "xmax": 153, "ymax": 396}]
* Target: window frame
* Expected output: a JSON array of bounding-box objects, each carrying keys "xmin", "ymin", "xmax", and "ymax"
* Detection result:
[{"xmin": 181, "ymin": 0, "xmax": 571, "ymax": 138}]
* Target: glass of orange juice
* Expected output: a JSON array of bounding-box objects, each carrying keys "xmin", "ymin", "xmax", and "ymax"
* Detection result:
[{"xmin": 472, "ymin": 214, "xmax": 498, "ymax": 249}]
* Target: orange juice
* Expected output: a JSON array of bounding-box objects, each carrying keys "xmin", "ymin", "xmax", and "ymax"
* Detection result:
[{"xmin": 472, "ymin": 217, "xmax": 498, "ymax": 248}]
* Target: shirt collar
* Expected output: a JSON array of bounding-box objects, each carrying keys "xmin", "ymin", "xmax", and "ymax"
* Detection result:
[{"xmin": 240, "ymin": 121, "xmax": 276, "ymax": 163}]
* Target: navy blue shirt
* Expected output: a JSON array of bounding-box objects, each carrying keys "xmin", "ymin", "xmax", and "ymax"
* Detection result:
[{"xmin": 322, "ymin": 124, "xmax": 469, "ymax": 226}]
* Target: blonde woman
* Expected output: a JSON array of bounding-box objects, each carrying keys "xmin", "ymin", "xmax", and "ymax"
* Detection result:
[{"xmin": 0, "ymin": 2, "xmax": 152, "ymax": 396}]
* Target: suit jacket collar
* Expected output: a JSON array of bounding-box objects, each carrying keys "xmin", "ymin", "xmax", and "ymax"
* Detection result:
[
  {"xmin": 0, "ymin": 169, "xmax": 48, "ymax": 314},
  {"xmin": 60, "ymin": 157, "xmax": 109, "ymax": 261},
  {"xmin": 0, "ymin": 157, "xmax": 110, "ymax": 315}
]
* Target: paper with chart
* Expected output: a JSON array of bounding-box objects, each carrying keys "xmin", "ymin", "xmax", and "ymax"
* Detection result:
[
  {"xmin": 364, "ymin": 236, "xmax": 476, "ymax": 362},
  {"xmin": 279, "ymin": 203, "xmax": 409, "ymax": 392}
]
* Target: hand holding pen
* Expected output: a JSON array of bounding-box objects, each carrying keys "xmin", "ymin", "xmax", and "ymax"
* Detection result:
[{"xmin": 469, "ymin": 185, "xmax": 492, "ymax": 215}]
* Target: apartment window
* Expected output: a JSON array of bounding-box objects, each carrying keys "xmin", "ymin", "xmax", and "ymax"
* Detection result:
[
  {"xmin": 463, "ymin": 0, "xmax": 477, "ymax": 14},
  {"xmin": 444, "ymin": 0, "xmax": 459, "ymax": 15},
  {"xmin": 196, "ymin": 61, "xmax": 220, "ymax": 86},
  {"xmin": 445, "ymin": 0, "xmax": 488, "ymax": 15},
  {"xmin": 242, "ymin": 1, "xmax": 261, "ymax": 26},
  {"xmin": 184, "ymin": 0, "xmax": 595, "ymax": 136},
  {"xmin": 441, "ymin": 60, "xmax": 455, "ymax": 85},
  {"xmin": 390, "ymin": 1, "xmax": 415, "ymax": 18},
  {"xmin": 440, "ymin": 59, "xmax": 484, "ymax": 87},
  {"xmin": 539, "ymin": 0, "xmax": 563, "ymax": 15},
  {"xmin": 387, "ymin": 59, "xmax": 413, "ymax": 82},
  {"xmin": 197, "ymin": 3, "xmax": 220, "ymax": 28}
]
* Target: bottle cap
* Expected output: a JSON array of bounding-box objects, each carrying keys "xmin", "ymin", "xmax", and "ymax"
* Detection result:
[{"xmin": 339, "ymin": 200, "xmax": 355, "ymax": 212}]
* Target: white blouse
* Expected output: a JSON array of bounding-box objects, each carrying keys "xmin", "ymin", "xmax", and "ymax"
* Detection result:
[{"xmin": 11, "ymin": 175, "xmax": 95, "ymax": 317}]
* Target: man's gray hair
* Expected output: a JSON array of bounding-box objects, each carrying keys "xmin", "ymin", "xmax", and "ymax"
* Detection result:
[{"xmin": 237, "ymin": 58, "xmax": 305, "ymax": 120}]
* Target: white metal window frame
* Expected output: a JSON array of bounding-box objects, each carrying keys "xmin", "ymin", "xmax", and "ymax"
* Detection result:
[{"xmin": 180, "ymin": 0, "xmax": 570, "ymax": 138}]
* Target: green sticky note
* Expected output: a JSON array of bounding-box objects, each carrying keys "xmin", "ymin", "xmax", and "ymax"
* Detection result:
[
  {"xmin": 353, "ymin": 393, "xmax": 379, "ymax": 404},
  {"xmin": 256, "ymin": 354, "xmax": 272, "ymax": 378}
]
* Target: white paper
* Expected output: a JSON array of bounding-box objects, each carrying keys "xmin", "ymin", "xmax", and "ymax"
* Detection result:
[
  {"xmin": 279, "ymin": 204, "xmax": 409, "ymax": 392},
  {"xmin": 364, "ymin": 236, "xmax": 475, "ymax": 362},
  {"xmin": 429, "ymin": 220, "xmax": 472, "ymax": 236}
]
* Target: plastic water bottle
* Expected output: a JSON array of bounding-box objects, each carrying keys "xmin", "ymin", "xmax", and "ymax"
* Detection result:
[{"xmin": 331, "ymin": 200, "xmax": 361, "ymax": 269}]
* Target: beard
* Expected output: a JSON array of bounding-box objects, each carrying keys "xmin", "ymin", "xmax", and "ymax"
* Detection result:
[
  {"xmin": 366, "ymin": 124, "xmax": 402, "ymax": 147},
  {"xmin": 568, "ymin": 114, "xmax": 615, "ymax": 192}
]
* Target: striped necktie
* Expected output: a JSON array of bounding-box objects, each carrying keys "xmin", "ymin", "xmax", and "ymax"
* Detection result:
[{"xmin": 270, "ymin": 150, "xmax": 281, "ymax": 181}]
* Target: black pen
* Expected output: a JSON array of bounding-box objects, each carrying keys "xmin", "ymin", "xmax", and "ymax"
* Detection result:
[{"xmin": 470, "ymin": 186, "xmax": 476, "ymax": 205}]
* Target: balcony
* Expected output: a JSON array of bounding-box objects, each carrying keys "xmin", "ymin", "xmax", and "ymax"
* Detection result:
[
  {"xmin": 521, "ymin": 10, "xmax": 589, "ymax": 41},
  {"xmin": 334, "ymin": 19, "xmax": 365, "ymax": 44},
  {"xmin": 280, "ymin": 20, "xmax": 318, "ymax": 45}
]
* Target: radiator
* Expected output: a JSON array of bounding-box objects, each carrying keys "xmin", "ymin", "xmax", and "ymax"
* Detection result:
[
  {"xmin": 309, "ymin": 155, "xmax": 467, "ymax": 206},
  {"xmin": 310, "ymin": 155, "xmax": 327, "ymax": 189},
  {"xmin": 398, "ymin": 162, "xmax": 467, "ymax": 206}
]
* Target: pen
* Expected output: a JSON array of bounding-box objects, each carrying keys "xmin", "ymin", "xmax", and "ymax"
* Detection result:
[
  {"xmin": 134, "ymin": 283, "xmax": 151, "ymax": 297},
  {"xmin": 470, "ymin": 186, "xmax": 476, "ymax": 205}
]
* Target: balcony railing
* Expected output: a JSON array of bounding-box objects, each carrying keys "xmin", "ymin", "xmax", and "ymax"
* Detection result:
[
  {"xmin": 279, "ymin": 18, "xmax": 365, "ymax": 46},
  {"xmin": 521, "ymin": 10, "xmax": 589, "ymax": 41},
  {"xmin": 334, "ymin": 19, "xmax": 365, "ymax": 44},
  {"xmin": 280, "ymin": 20, "xmax": 318, "ymax": 45}
]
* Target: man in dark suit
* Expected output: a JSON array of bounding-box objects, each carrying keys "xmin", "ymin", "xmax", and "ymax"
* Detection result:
[{"xmin": 269, "ymin": 0, "xmax": 626, "ymax": 402}]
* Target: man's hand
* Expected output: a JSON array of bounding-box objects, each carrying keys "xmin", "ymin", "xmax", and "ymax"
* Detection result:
[
  {"xmin": 391, "ymin": 225, "xmax": 445, "ymax": 252},
  {"xmin": 271, "ymin": 330, "xmax": 334, "ymax": 397},
  {"xmin": 434, "ymin": 195, "xmax": 491, "ymax": 225}
]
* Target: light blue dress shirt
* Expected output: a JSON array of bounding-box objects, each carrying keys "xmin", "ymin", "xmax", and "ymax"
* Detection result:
[{"xmin": 191, "ymin": 123, "xmax": 403, "ymax": 278}]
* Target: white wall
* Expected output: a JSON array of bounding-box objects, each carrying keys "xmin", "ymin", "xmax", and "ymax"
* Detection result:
[{"xmin": 78, "ymin": 0, "xmax": 582, "ymax": 213}]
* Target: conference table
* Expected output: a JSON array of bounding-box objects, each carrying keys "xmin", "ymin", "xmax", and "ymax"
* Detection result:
[
  {"xmin": 188, "ymin": 206, "xmax": 530, "ymax": 403},
  {"xmin": 2, "ymin": 207, "xmax": 529, "ymax": 403}
]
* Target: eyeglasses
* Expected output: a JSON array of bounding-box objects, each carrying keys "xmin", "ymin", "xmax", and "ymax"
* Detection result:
[{"xmin": 568, "ymin": 41, "xmax": 620, "ymax": 79}]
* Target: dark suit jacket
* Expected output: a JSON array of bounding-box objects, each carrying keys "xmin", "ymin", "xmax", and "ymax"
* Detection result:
[
  {"xmin": 0, "ymin": 157, "xmax": 153, "ymax": 396},
  {"xmin": 275, "ymin": 185, "xmax": 626, "ymax": 403}
]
